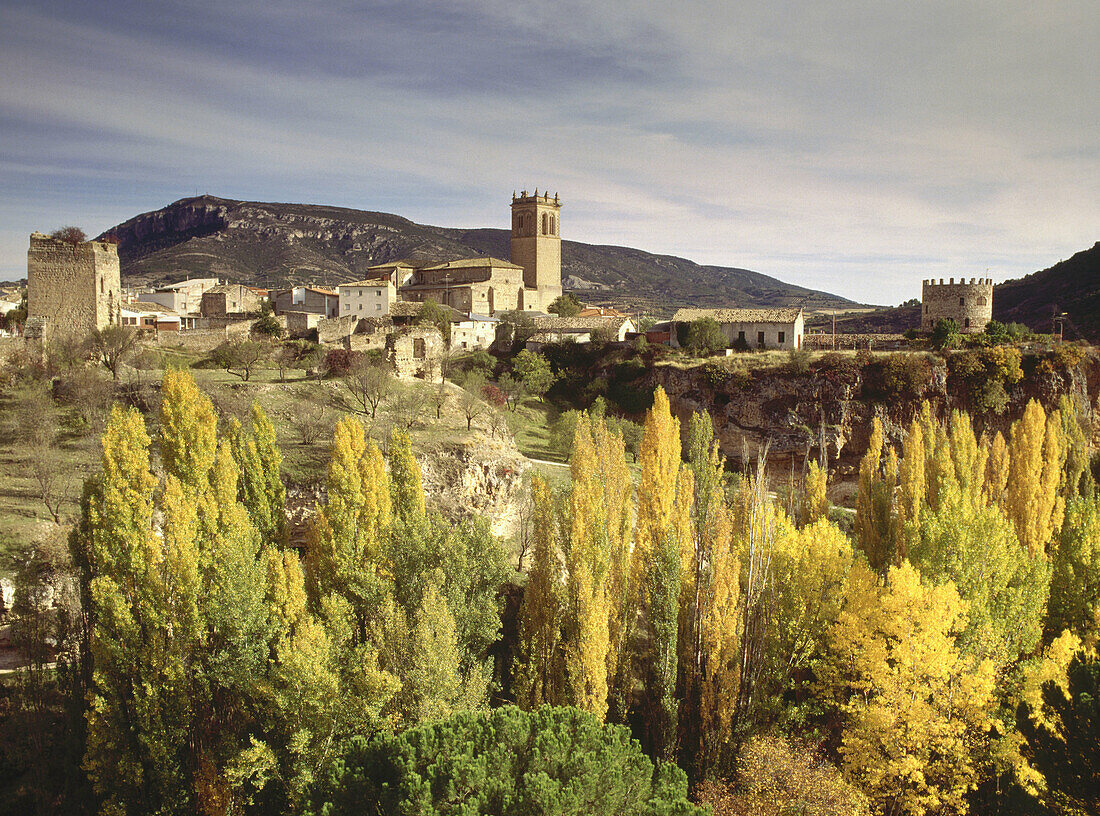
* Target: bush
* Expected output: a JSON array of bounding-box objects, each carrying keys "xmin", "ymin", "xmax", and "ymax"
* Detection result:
[
  {"xmin": 313, "ymin": 706, "xmax": 705, "ymax": 816},
  {"xmin": 322, "ymin": 348, "xmax": 359, "ymax": 377},
  {"xmin": 930, "ymin": 318, "xmax": 961, "ymax": 351},
  {"xmin": 787, "ymin": 347, "xmax": 812, "ymax": 374},
  {"xmin": 685, "ymin": 317, "xmax": 727, "ymax": 356},
  {"xmin": 879, "ymin": 353, "xmax": 933, "ymax": 400},
  {"xmin": 701, "ymin": 360, "xmax": 730, "ymax": 388},
  {"xmin": 814, "ymin": 352, "xmax": 861, "ymax": 387}
]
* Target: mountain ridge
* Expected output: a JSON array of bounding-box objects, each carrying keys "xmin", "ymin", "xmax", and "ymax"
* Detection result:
[{"xmin": 99, "ymin": 195, "xmax": 859, "ymax": 314}]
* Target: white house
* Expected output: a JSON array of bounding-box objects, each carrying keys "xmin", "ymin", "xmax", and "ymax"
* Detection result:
[
  {"xmin": 451, "ymin": 313, "xmax": 498, "ymax": 350},
  {"xmin": 137, "ymin": 278, "xmax": 220, "ymax": 314},
  {"xmin": 337, "ymin": 276, "xmax": 397, "ymax": 317},
  {"xmin": 670, "ymin": 307, "xmax": 805, "ymax": 350}
]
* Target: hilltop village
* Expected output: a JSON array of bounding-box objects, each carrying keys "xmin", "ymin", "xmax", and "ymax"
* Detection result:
[{"xmin": 3, "ymin": 189, "xmax": 1002, "ymax": 381}]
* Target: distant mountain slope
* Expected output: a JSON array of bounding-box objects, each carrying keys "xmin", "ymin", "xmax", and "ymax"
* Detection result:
[
  {"xmin": 100, "ymin": 196, "xmax": 858, "ymax": 314},
  {"xmin": 994, "ymin": 242, "xmax": 1100, "ymax": 342},
  {"xmin": 804, "ymin": 242, "xmax": 1100, "ymax": 343}
]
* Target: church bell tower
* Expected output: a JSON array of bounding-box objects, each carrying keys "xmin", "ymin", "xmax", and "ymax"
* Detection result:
[{"xmin": 510, "ymin": 189, "xmax": 562, "ymax": 311}]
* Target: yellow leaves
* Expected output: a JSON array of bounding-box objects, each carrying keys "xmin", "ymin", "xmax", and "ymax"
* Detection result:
[
  {"xmin": 1007, "ymin": 400, "xmax": 1066, "ymax": 555},
  {"xmin": 159, "ymin": 367, "xmax": 217, "ymax": 491},
  {"xmin": 389, "ymin": 430, "xmax": 425, "ymax": 524},
  {"xmin": 823, "ymin": 561, "xmax": 996, "ymax": 816},
  {"xmin": 802, "ymin": 460, "xmax": 829, "ymax": 526}
]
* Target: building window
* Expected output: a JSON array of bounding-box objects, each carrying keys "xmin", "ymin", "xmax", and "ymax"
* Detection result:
[
  {"xmin": 959, "ymin": 297, "xmax": 965, "ymax": 306},
  {"xmin": 778, "ymin": 331, "xmax": 785, "ymax": 344},
  {"xmin": 375, "ymin": 303, "xmax": 381, "ymax": 311},
  {"xmin": 977, "ymin": 296, "xmax": 987, "ymax": 306},
  {"xmin": 413, "ymin": 338, "xmax": 426, "ymax": 359},
  {"xmin": 964, "ymin": 318, "xmax": 970, "ymax": 328},
  {"xmin": 358, "ymin": 304, "xmax": 362, "ymax": 310},
  {"xmin": 757, "ymin": 331, "xmax": 765, "ymax": 346},
  {"xmin": 344, "ymin": 303, "xmax": 350, "ymax": 311},
  {"xmin": 738, "ymin": 331, "xmax": 746, "ymax": 342}
]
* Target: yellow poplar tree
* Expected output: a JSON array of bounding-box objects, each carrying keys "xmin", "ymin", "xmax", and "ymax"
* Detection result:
[
  {"xmin": 897, "ymin": 418, "xmax": 925, "ymax": 533},
  {"xmin": 563, "ymin": 412, "xmax": 632, "ymax": 720},
  {"xmin": 679, "ymin": 412, "xmax": 739, "ymax": 773},
  {"xmin": 389, "ymin": 430, "xmax": 425, "ymax": 525},
  {"xmin": 820, "ymin": 561, "xmax": 996, "ymax": 816},
  {"xmin": 855, "ymin": 418, "xmax": 898, "ymax": 572},
  {"xmin": 633, "ymin": 387, "xmax": 693, "ymax": 758},
  {"xmin": 1007, "ymin": 400, "xmax": 1065, "ymax": 555},
  {"xmin": 514, "ymin": 475, "xmax": 565, "ymax": 709},
  {"xmin": 84, "ymin": 405, "xmax": 192, "ymax": 815},
  {"xmin": 801, "ymin": 460, "xmax": 829, "ymax": 527},
  {"xmin": 983, "ymin": 431, "xmax": 1009, "ymax": 508}
]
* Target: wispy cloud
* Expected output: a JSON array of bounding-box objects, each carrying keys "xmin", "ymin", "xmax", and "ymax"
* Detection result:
[{"xmin": 0, "ymin": 0, "xmax": 1095, "ymax": 303}]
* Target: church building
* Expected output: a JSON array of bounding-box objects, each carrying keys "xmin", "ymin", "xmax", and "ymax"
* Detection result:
[{"xmin": 396, "ymin": 190, "xmax": 563, "ymax": 315}]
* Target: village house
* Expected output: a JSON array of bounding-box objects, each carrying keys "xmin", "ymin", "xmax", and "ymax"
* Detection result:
[
  {"xmin": 137, "ymin": 277, "xmax": 219, "ymax": 314},
  {"xmin": 670, "ymin": 307, "xmax": 805, "ymax": 350},
  {"xmin": 120, "ymin": 302, "xmax": 188, "ymax": 332},
  {"xmin": 451, "ymin": 313, "xmax": 498, "ymax": 350},
  {"xmin": 200, "ymin": 284, "xmax": 263, "ymax": 317},
  {"xmin": 337, "ymin": 273, "xmax": 397, "ymax": 317},
  {"xmin": 272, "ymin": 286, "xmax": 339, "ymax": 318},
  {"xmin": 525, "ymin": 315, "xmax": 637, "ymax": 350}
]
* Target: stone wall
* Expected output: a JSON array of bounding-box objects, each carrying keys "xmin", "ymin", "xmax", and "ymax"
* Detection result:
[
  {"xmin": 391, "ymin": 326, "xmax": 444, "ymax": 378},
  {"xmin": 921, "ymin": 278, "xmax": 994, "ymax": 334},
  {"xmin": 317, "ymin": 314, "xmax": 360, "ymax": 344},
  {"xmin": 287, "ymin": 310, "xmax": 322, "ymax": 338},
  {"xmin": 26, "ymin": 233, "xmax": 121, "ymax": 341}
]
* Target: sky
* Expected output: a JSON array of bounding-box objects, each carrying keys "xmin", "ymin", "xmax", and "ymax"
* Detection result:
[{"xmin": 0, "ymin": 1, "xmax": 1096, "ymax": 305}]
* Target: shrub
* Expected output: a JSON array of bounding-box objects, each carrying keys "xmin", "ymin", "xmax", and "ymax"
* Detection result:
[
  {"xmin": 787, "ymin": 347, "xmax": 812, "ymax": 374},
  {"xmin": 930, "ymin": 318, "xmax": 961, "ymax": 350},
  {"xmin": 701, "ymin": 360, "xmax": 730, "ymax": 388},
  {"xmin": 313, "ymin": 706, "xmax": 705, "ymax": 816},
  {"xmin": 685, "ymin": 317, "xmax": 727, "ymax": 356},
  {"xmin": 322, "ymin": 348, "xmax": 359, "ymax": 377}
]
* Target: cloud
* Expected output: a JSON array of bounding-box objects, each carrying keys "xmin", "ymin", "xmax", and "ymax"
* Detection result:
[{"xmin": 0, "ymin": 1, "xmax": 1096, "ymax": 303}]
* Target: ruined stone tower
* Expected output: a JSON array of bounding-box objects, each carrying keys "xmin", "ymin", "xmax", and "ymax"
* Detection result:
[
  {"xmin": 27, "ymin": 232, "xmax": 121, "ymax": 341},
  {"xmin": 920, "ymin": 277, "xmax": 994, "ymax": 334},
  {"xmin": 510, "ymin": 189, "xmax": 562, "ymax": 312}
]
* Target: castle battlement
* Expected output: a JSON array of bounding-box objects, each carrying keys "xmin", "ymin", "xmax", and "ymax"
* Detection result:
[
  {"xmin": 920, "ymin": 276, "xmax": 993, "ymax": 334},
  {"xmin": 921, "ymin": 277, "xmax": 994, "ymax": 288}
]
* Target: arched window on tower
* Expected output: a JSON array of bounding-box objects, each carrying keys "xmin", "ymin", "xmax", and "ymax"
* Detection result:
[
  {"xmin": 542, "ymin": 213, "xmax": 549, "ymax": 235},
  {"xmin": 977, "ymin": 296, "xmax": 987, "ymax": 306}
]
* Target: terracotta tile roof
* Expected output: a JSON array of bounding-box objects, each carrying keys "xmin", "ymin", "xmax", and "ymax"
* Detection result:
[
  {"xmin": 532, "ymin": 315, "xmax": 633, "ymax": 331},
  {"xmin": 420, "ymin": 257, "xmax": 522, "ymax": 271},
  {"xmin": 671, "ymin": 307, "xmax": 803, "ymax": 324}
]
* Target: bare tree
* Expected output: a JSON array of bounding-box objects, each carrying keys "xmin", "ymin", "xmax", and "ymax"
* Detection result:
[
  {"xmin": 293, "ymin": 401, "xmax": 332, "ymax": 445},
  {"xmin": 89, "ymin": 325, "xmax": 140, "ymax": 380},
  {"xmin": 340, "ymin": 356, "xmax": 392, "ymax": 418},
  {"xmin": 50, "ymin": 226, "xmax": 86, "ymax": 244},
  {"xmin": 430, "ymin": 378, "xmax": 449, "ymax": 420},
  {"xmin": 391, "ymin": 383, "xmax": 428, "ymax": 431},
  {"xmin": 460, "ymin": 372, "xmax": 488, "ymax": 431}
]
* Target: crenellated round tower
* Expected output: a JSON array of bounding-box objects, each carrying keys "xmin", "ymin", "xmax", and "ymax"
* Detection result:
[{"xmin": 920, "ymin": 277, "xmax": 994, "ymax": 334}]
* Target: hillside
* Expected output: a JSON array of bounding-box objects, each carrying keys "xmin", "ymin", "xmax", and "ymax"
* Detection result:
[
  {"xmin": 994, "ymin": 242, "xmax": 1100, "ymax": 342},
  {"xmin": 805, "ymin": 242, "xmax": 1100, "ymax": 343},
  {"xmin": 99, "ymin": 196, "xmax": 858, "ymax": 315}
]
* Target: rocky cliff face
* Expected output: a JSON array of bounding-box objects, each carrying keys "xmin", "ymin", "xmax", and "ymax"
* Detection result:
[
  {"xmin": 650, "ymin": 352, "xmax": 1100, "ymax": 479},
  {"xmin": 284, "ymin": 431, "xmax": 530, "ymax": 549},
  {"xmin": 417, "ymin": 432, "xmax": 531, "ymax": 541}
]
